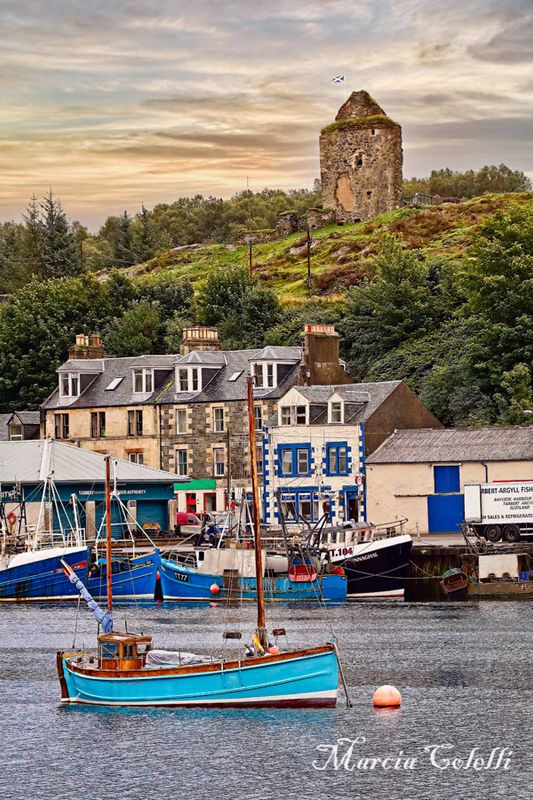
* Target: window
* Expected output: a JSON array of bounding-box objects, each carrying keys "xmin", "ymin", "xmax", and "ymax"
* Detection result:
[
  {"xmin": 434, "ymin": 465, "xmax": 460, "ymax": 494},
  {"xmin": 366, "ymin": 190, "xmax": 372, "ymax": 198},
  {"xmin": 228, "ymin": 371, "xmax": 242, "ymax": 382},
  {"xmin": 176, "ymin": 408, "xmax": 187, "ymax": 434},
  {"xmin": 252, "ymin": 362, "xmax": 276, "ymax": 389},
  {"xmin": 133, "ymin": 369, "xmax": 153, "ymax": 394},
  {"xmin": 327, "ymin": 443, "xmax": 349, "ymax": 475},
  {"xmin": 105, "ymin": 376, "xmax": 124, "ymax": 391},
  {"xmin": 54, "ymin": 413, "xmax": 69, "ymax": 440},
  {"xmin": 128, "ymin": 452, "xmax": 144, "ymax": 465},
  {"xmin": 9, "ymin": 423, "xmax": 23, "ymax": 441},
  {"xmin": 213, "ymin": 407, "xmax": 225, "ymax": 433},
  {"xmin": 176, "ymin": 449, "xmax": 188, "ymax": 476},
  {"xmin": 280, "ymin": 448, "xmax": 293, "ymax": 476},
  {"xmin": 256, "ymin": 445, "xmax": 264, "ymax": 476},
  {"xmin": 254, "ymin": 405, "xmax": 263, "ymax": 431},
  {"xmin": 278, "ymin": 444, "xmax": 312, "ymax": 477},
  {"xmin": 176, "ymin": 367, "xmax": 201, "ymax": 393},
  {"xmin": 213, "ymin": 447, "xmax": 225, "ymax": 477},
  {"xmin": 90, "ymin": 411, "xmax": 106, "ymax": 438},
  {"xmin": 280, "ymin": 405, "xmax": 307, "ymax": 425},
  {"xmin": 128, "ymin": 410, "xmax": 143, "ymax": 436},
  {"xmin": 329, "ymin": 402, "xmax": 343, "ymax": 423},
  {"xmin": 297, "ymin": 448, "xmax": 310, "ymax": 475},
  {"xmin": 59, "ymin": 373, "xmax": 80, "ymax": 398},
  {"xmin": 100, "ymin": 642, "xmax": 118, "ymax": 659}
]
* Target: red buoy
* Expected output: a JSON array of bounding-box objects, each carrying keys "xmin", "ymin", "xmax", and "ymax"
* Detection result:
[
  {"xmin": 210, "ymin": 583, "xmax": 221, "ymax": 595},
  {"xmin": 373, "ymin": 685, "xmax": 402, "ymax": 708}
]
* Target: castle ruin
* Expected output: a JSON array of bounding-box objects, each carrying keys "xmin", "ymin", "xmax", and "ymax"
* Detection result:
[{"xmin": 320, "ymin": 90, "xmax": 403, "ymax": 223}]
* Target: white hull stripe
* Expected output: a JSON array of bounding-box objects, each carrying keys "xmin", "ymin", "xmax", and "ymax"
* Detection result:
[
  {"xmin": 347, "ymin": 589, "xmax": 404, "ymax": 599},
  {"xmin": 61, "ymin": 689, "xmax": 337, "ymax": 706}
]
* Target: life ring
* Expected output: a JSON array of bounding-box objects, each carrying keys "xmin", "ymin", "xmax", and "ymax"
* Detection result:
[{"xmin": 7, "ymin": 511, "xmax": 17, "ymax": 526}]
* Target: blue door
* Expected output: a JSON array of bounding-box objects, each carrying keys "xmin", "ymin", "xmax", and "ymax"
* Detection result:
[
  {"xmin": 427, "ymin": 494, "xmax": 464, "ymax": 533},
  {"xmin": 137, "ymin": 500, "xmax": 167, "ymax": 531}
]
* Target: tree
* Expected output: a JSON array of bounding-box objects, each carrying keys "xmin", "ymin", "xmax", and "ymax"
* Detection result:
[
  {"xmin": 403, "ymin": 164, "xmax": 532, "ymax": 199},
  {"xmin": 40, "ymin": 191, "xmax": 80, "ymax": 278},
  {"xmin": 103, "ymin": 300, "xmax": 162, "ymax": 357},
  {"xmin": 21, "ymin": 195, "xmax": 44, "ymax": 278}
]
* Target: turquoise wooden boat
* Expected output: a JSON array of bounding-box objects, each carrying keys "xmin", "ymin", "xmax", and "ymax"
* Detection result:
[{"xmin": 56, "ymin": 379, "xmax": 340, "ymax": 708}]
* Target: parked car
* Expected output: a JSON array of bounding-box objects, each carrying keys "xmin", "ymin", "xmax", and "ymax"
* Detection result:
[{"xmin": 175, "ymin": 512, "xmax": 202, "ymax": 536}]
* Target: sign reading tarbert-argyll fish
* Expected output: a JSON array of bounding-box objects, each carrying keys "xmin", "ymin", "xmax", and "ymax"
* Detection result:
[{"xmin": 465, "ymin": 481, "xmax": 533, "ymax": 524}]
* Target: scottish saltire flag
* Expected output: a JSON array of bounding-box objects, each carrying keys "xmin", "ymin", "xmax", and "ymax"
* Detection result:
[{"xmin": 332, "ymin": 75, "xmax": 345, "ymax": 83}]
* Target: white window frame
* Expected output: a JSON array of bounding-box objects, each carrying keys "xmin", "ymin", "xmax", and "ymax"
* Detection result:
[
  {"xmin": 128, "ymin": 452, "xmax": 144, "ymax": 465},
  {"xmin": 176, "ymin": 408, "xmax": 188, "ymax": 434},
  {"xmin": 279, "ymin": 405, "xmax": 308, "ymax": 425},
  {"xmin": 329, "ymin": 401, "xmax": 344, "ymax": 423},
  {"xmin": 175, "ymin": 448, "xmax": 188, "ymax": 476},
  {"xmin": 212, "ymin": 407, "xmax": 225, "ymax": 433},
  {"xmin": 280, "ymin": 406, "xmax": 291, "ymax": 425},
  {"xmin": 254, "ymin": 404, "xmax": 263, "ymax": 431},
  {"xmin": 9, "ymin": 423, "xmax": 23, "ymax": 441},
  {"xmin": 213, "ymin": 447, "xmax": 225, "ymax": 477},
  {"xmin": 251, "ymin": 362, "xmax": 277, "ymax": 389},
  {"xmin": 132, "ymin": 368, "xmax": 153, "ymax": 394},
  {"xmin": 176, "ymin": 366, "xmax": 202, "ymax": 393},
  {"xmin": 59, "ymin": 372, "xmax": 80, "ymax": 398}
]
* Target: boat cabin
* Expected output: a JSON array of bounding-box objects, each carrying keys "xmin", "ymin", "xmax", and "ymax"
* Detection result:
[{"xmin": 98, "ymin": 632, "xmax": 152, "ymax": 671}]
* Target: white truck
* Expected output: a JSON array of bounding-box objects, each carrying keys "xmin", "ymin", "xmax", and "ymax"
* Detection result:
[{"xmin": 464, "ymin": 481, "xmax": 533, "ymax": 542}]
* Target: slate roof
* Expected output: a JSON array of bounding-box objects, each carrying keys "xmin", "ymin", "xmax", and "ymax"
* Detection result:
[
  {"xmin": 0, "ymin": 440, "xmax": 187, "ymax": 484},
  {"xmin": 9, "ymin": 411, "xmax": 41, "ymax": 426},
  {"xmin": 0, "ymin": 413, "xmax": 10, "ymax": 441},
  {"xmin": 42, "ymin": 346, "xmax": 303, "ymax": 409},
  {"xmin": 283, "ymin": 381, "xmax": 402, "ymax": 424},
  {"xmin": 366, "ymin": 427, "xmax": 533, "ymax": 464}
]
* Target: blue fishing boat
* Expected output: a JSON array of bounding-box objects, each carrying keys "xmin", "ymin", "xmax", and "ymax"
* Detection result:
[
  {"xmin": 158, "ymin": 554, "xmax": 346, "ymax": 601},
  {"xmin": 57, "ymin": 379, "xmax": 341, "ymax": 708},
  {"xmin": 0, "ymin": 545, "xmax": 90, "ymax": 601},
  {"xmin": 87, "ymin": 551, "xmax": 159, "ymax": 600}
]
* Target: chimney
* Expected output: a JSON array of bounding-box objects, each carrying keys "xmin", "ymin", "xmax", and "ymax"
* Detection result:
[
  {"xmin": 68, "ymin": 332, "xmax": 105, "ymax": 360},
  {"xmin": 180, "ymin": 326, "xmax": 220, "ymax": 355},
  {"xmin": 298, "ymin": 324, "xmax": 351, "ymax": 386}
]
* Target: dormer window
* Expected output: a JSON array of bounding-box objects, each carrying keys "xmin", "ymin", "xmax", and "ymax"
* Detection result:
[
  {"xmin": 176, "ymin": 367, "xmax": 201, "ymax": 393},
  {"xmin": 252, "ymin": 362, "xmax": 276, "ymax": 389},
  {"xmin": 329, "ymin": 401, "xmax": 343, "ymax": 423},
  {"xmin": 280, "ymin": 405, "xmax": 307, "ymax": 425},
  {"xmin": 133, "ymin": 368, "xmax": 153, "ymax": 394},
  {"xmin": 59, "ymin": 373, "xmax": 80, "ymax": 398}
]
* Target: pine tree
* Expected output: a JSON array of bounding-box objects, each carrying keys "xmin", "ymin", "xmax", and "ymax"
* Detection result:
[
  {"xmin": 21, "ymin": 195, "xmax": 44, "ymax": 278},
  {"xmin": 40, "ymin": 190, "xmax": 80, "ymax": 278},
  {"xmin": 115, "ymin": 210, "xmax": 136, "ymax": 267}
]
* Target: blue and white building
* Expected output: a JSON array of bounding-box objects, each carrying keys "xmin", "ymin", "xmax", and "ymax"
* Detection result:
[{"xmin": 262, "ymin": 381, "xmax": 442, "ymax": 528}]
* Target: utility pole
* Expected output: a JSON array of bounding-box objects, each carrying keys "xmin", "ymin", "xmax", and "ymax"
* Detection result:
[
  {"xmin": 306, "ymin": 226, "xmax": 312, "ymax": 296},
  {"xmin": 226, "ymin": 426, "xmax": 231, "ymax": 510},
  {"xmin": 245, "ymin": 235, "xmax": 253, "ymax": 276}
]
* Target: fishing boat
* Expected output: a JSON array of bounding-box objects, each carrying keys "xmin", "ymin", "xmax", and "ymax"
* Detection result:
[{"xmin": 57, "ymin": 378, "xmax": 341, "ymax": 708}]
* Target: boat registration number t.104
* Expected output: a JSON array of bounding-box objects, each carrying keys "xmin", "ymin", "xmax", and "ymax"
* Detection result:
[{"xmin": 329, "ymin": 547, "xmax": 355, "ymax": 558}]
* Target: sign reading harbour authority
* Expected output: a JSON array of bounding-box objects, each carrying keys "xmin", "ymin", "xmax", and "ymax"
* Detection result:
[{"xmin": 312, "ymin": 737, "xmax": 513, "ymax": 772}]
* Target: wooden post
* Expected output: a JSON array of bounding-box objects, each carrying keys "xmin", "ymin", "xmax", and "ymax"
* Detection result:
[
  {"xmin": 247, "ymin": 376, "xmax": 267, "ymax": 648},
  {"xmin": 105, "ymin": 455, "xmax": 113, "ymax": 613},
  {"xmin": 306, "ymin": 226, "xmax": 312, "ymax": 296}
]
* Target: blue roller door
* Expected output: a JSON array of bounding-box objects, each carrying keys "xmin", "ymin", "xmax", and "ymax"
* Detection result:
[
  {"xmin": 428, "ymin": 494, "xmax": 464, "ymax": 533},
  {"xmin": 136, "ymin": 500, "xmax": 167, "ymax": 530}
]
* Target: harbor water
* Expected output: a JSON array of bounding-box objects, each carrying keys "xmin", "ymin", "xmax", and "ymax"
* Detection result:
[{"xmin": 0, "ymin": 600, "xmax": 532, "ymax": 800}]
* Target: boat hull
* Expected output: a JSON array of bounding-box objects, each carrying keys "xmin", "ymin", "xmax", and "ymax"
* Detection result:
[
  {"xmin": 87, "ymin": 552, "xmax": 158, "ymax": 600},
  {"xmin": 341, "ymin": 536, "xmax": 413, "ymax": 598},
  {"xmin": 158, "ymin": 557, "xmax": 346, "ymax": 602},
  {"xmin": 58, "ymin": 646, "xmax": 338, "ymax": 708},
  {"xmin": 0, "ymin": 546, "xmax": 90, "ymax": 601}
]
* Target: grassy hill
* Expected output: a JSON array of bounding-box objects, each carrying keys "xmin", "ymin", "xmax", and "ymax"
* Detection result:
[{"xmin": 116, "ymin": 192, "xmax": 533, "ymax": 304}]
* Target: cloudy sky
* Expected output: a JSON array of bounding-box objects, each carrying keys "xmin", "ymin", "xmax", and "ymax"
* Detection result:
[{"xmin": 1, "ymin": 0, "xmax": 532, "ymax": 227}]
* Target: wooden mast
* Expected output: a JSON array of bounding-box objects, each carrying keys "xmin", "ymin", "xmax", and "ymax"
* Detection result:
[
  {"xmin": 247, "ymin": 376, "xmax": 267, "ymax": 649},
  {"xmin": 105, "ymin": 455, "xmax": 113, "ymax": 613}
]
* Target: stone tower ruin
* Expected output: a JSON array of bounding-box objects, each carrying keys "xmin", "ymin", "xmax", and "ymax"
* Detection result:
[{"xmin": 319, "ymin": 90, "xmax": 403, "ymax": 223}]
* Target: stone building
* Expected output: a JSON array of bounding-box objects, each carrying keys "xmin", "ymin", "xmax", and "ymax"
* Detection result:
[
  {"xmin": 41, "ymin": 326, "xmax": 352, "ymax": 515},
  {"xmin": 320, "ymin": 90, "xmax": 403, "ymax": 222}
]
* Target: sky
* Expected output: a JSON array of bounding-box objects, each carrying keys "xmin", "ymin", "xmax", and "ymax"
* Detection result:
[{"xmin": 1, "ymin": 0, "xmax": 532, "ymax": 228}]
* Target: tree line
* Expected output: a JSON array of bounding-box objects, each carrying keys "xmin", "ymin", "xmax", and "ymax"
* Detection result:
[
  {"xmin": 403, "ymin": 164, "xmax": 531, "ymax": 199},
  {"xmin": 0, "ymin": 205, "xmax": 531, "ymax": 427}
]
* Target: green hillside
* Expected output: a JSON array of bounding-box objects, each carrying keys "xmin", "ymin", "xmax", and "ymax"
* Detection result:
[{"xmin": 119, "ymin": 192, "xmax": 532, "ymax": 303}]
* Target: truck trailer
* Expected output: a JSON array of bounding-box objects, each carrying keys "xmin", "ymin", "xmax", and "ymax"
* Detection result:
[{"xmin": 464, "ymin": 481, "xmax": 533, "ymax": 542}]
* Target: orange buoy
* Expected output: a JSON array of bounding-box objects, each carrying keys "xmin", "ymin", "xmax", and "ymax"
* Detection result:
[
  {"xmin": 210, "ymin": 583, "xmax": 221, "ymax": 594},
  {"xmin": 373, "ymin": 685, "xmax": 402, "ymax": 708},
  {"xmin": 267, "ymin": 645, "xmax": 280, "ymax": 655}
]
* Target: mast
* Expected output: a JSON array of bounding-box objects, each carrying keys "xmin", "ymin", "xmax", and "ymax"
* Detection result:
[
  {"xmin": 105, "ymin": 455, "xmax": 113, "ymax": 613},
  {"xmin": 247, "ymin": 376, "xmax": 267, "ymax": 648}
]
